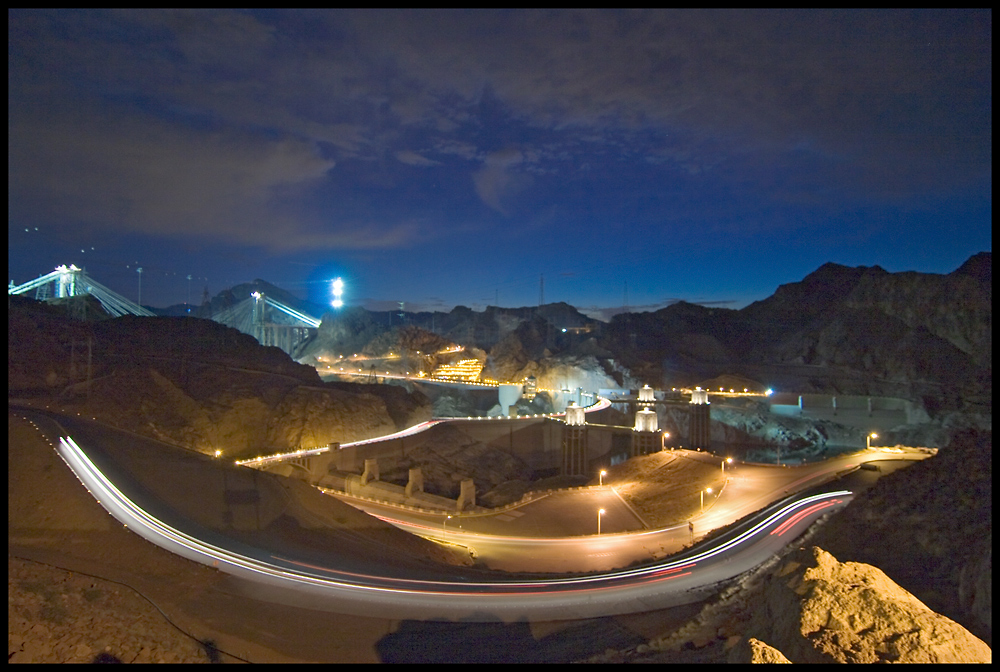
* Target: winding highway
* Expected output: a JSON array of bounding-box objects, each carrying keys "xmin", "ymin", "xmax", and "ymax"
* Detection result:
[{"xmin": 21, "ymin": 407, "xmax": 864, "ymax": 622}]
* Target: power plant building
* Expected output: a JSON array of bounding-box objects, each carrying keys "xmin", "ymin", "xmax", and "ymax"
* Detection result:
[
  {"xmin": 562, "ymin": 402, "xmax": 588, "ymax": 476},
  {"xmin": 689, "ymin": 387, "xmax": 711, "ymax": 449},
  {"xmin": 631, "ymin": 407, "xmax": 661, "ymax": 457}
]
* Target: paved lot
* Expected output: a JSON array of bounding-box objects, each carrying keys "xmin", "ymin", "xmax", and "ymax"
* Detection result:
[{"xmin": 453, "ymin": 488, "xmax": 647, "ymax": 538}]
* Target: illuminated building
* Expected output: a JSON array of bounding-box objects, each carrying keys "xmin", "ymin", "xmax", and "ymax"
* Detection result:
[
  {"xmin": 523, "ymin": 376, "xmax": 537, "ymax": 400},
  {"xmin": 631, "ymin": 408, "xmax": 660, "ymax": 457},
  {"xmin": 689, "ymin": 386, "xmax": 711, "ymax": 450},
  {"xmin": 562, "ymin": 402, "xmax": 588, "ymax": 476},
  {"xmin": 431, "ymin": 359, "xmax": 484, "ymax": 381}
]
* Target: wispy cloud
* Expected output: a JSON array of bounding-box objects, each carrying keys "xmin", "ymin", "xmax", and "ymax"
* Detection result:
[
  {"xmin": 395, "ymin": 150, "xmax": 441, "ymax": 167},
  {"xmin": 472, "ymin": 148, "xmax": 534, "ymax": 215}
]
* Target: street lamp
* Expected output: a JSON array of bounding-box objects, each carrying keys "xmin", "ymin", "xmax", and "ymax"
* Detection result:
[
  {"xmin": 597, "ymin": 508, "xmax": 605, "ymax": 535},
  {"xmin": 867, "ymin": 432, "xmax": 878, "ymax": 450},
  {"xmin": 443, "ymin": 514, "xmax": 452, "ymax": 534},
  {"xmin": 599, "ymin": 469, "xmax": 607, "ymax": 486},
  {"xmin": 722, "ymin": 457, "xmax": 733, "ymax": 473},
  {"xmin": 700, "ymin": 487, "xmax": 713, "ymax": 512}
]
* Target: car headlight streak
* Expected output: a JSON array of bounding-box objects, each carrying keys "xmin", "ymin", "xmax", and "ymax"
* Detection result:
[{"xmin": 56, "ymin": 435, "xmax": 848, "ymax": 598}]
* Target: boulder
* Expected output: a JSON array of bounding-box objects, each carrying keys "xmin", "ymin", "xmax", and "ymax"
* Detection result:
[
  {"xmin": 726, "ymin": 637, "xmax": 792, "ymax": 664},
  {"xmin": 744, "ymin": 547, "xmax": 992, "ymax": 663}
]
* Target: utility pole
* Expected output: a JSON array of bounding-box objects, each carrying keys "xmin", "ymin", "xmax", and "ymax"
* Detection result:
[{"xmin": 86, "ymin": 335, "xmax": 93, "ymax": 400}]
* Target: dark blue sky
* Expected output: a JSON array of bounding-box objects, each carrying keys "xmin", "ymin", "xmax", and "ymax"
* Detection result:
[{"xmin": 8, "ymin": 10, "xmax": 992, "ymax": 318}]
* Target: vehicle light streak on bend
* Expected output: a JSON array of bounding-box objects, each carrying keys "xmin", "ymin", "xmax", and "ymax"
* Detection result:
[
  {"xmin": 237, "ymin": 396, "xmax": 610, "ymax": 468},
  {"xmin": 55, "ymin": 433, "xmax": 850, "ymax": 621}
]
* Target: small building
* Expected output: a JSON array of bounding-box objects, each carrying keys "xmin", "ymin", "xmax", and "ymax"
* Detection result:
[{"xmin": 523, "ymin": 376, "xmax": 538, "ymax": 400}]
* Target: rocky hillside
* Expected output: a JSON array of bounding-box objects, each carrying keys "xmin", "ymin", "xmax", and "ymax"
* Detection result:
[
  {"xmin": 8, "ymin": 297, "xmax": 431, "ymax": 460},
  {"xmin": 732, "ymin": 547, "xmax": 991, "ymax": 663},
  {"xmin": 807, "ymin": 429, "xmax": 992, "ymax": 644},
  {"xmin": 602, "ymin": 254, "xmax": 990, "ymax": 403},
  {"xmin": 589, "ymin": 544, "xmax": 991, "ymax": 664}
]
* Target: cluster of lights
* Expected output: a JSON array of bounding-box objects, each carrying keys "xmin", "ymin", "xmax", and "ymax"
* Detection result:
[
  {"xmin": 674, "ymin": 386, "xmax": 773, "ymax": 398},
  {"xmin": 331, "ymin": 278, "xmax": 344, "ymax": 309},
  {"xmin": 413, "ymin": 375, "xmax": 499, "ymax": 387},
  {"xmin": 431, "ymin": 359, "xmax": 484, "ymax": 381}
]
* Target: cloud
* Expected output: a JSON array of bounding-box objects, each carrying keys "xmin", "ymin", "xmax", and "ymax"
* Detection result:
[
  {"xmin": 395, "ymin": 150, "xmax": 441, "ymax": 167},
  {"xmin": 433, "ymin": 140, "xmax": 480, "ymax": 160},
  {"xmin": 8, "ymin": 8, "xmax": 990, "ymax": 234},
  {"xmin": 8, "ymin": 107, "xmax": 420, "ymax": 251},
  {"xmin": 472, "ymin": 149, "xmax": 534, "ymax": 215}
]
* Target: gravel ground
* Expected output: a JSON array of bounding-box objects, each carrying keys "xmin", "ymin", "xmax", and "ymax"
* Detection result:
[{"xmin": 8, "ymin": 556, "xmax": 220, "ymax": 664}]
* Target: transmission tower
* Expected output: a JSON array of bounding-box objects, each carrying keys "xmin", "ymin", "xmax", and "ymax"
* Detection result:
[{"xmin": 197, "ymin": 286, "xmax": 213, "ymax": 319}]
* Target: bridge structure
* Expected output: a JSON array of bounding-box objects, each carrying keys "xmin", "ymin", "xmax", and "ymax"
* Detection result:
[
  {"xmin": 211, "ymin": 291, "xmax": 321, "ymax": 357},
  {"xmin": 8, "ymin": 264, "xmax": 155, "ymax": 317}
]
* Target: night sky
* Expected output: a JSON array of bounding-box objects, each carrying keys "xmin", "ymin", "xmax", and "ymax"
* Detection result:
[{"xmin": 8, "ymin": 10, "xmax": 992, "ymax": 318}]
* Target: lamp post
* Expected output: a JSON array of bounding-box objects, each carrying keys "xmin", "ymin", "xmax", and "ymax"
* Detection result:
[
  {"xmin": 597, "ymin": 508, "xmax": 605, "ymax": 535},
  {"xmin": 700, "ymin": 487, "xmax": 713, "ymax": 512},
  {"xmin": 867, "ymin": 432, "xmax": 878, "ymax": 450},
  {"xmin": 443, "ymin": 514, "xmax": 452, "ymax": 534},
  {"xmin": 599, "ymin": 469, "xmax": 607, "ymax": 486},
  {"xmin": 722, "ymin": 457, "xmax": 733, "ymax": 474}
]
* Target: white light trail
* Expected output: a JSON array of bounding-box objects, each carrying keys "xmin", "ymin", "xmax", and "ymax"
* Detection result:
[{"xmin": 56, "ymin": 432, "xmax": 849, "ymax": 616}]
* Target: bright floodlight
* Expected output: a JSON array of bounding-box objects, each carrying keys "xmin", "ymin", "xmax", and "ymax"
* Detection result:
[{"xmin": 332, "ymin": 277, "xmax": 344, "ymax": 308}]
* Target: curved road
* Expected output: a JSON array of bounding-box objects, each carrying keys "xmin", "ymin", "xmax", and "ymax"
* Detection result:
[
  {"xmin": 20, "ymin": 407, "xmax": 859, "ymax": 622},
  {"xmin": 329, "ymin": 445, "xmax": 926, "ymax": 573}
]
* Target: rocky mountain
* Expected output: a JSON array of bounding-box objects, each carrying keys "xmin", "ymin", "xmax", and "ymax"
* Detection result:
[
  {"xmin": 600, "ymin": 255, "xmax": 991, "ymax": 404},
  {"xmin": 8, "ymin": 296, "xmax": 431, "ymax": 460},
  {"xmin": 295, "ymin": 253, "xmax": 989, "ymax": 445}
]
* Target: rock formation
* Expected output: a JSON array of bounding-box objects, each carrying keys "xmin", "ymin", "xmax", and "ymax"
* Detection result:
[
  {"xmin": 727, "ymin": 637, "xmax": 791, "ymax": 664},
  {"xmin": 808, "ymin": 429, "xmax": 993, "ymax": 644},
  {"xmin": 7, "ymin": 298, "xmax": 432, "ymax": 460},
  {"xmin": 737, "ymin": 547, "xmax": 991, "ymax": 663}
]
